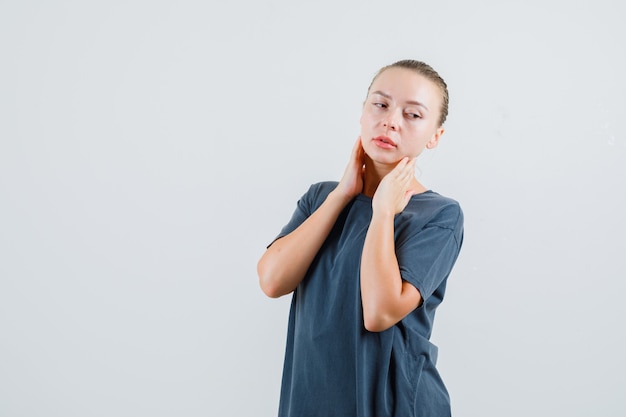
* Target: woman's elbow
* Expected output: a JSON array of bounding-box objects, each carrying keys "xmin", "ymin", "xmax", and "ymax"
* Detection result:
[
  {"xmin": 259, "ymin": 277, "xmax": 284, "ymax": 298},
  {"xmin": 363, "ymin": 318, "xmax": 393, "ymax": 333},
  {"xmin": 258, "ymin": 260, "xmax": 276, "ymax": 298},
  {"xmin": 362, "ymin": 309, "xmax": 395, "ymax": 332},
  {"xmin": 257, "ymin": 258, "xmax": 287, "ymax": 298}
]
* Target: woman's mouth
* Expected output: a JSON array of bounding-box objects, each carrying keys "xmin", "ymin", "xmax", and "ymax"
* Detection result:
[{"xmin": 373, "ymin": 135, "xmax": 397, "ymax": 149}]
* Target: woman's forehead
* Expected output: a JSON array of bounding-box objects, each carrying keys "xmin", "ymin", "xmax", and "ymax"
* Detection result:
[{"xmin": 369, "ymin": 68, "xmax": 441, "ymax": 104}]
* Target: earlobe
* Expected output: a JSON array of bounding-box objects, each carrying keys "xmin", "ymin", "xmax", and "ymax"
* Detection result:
[{"xmin": 427, "ymin": 127, "xmax": 444, "ymax": 149}]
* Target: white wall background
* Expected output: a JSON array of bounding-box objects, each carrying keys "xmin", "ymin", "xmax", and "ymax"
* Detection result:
[{"xmin": 1, "ymin": 1, "xmax": 624, "ymax": 416}]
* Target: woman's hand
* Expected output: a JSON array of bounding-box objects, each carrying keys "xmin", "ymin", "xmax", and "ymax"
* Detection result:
[
  {"xmin": 361, "ymin": 156, "xmax": 422, "ymax": 332},
  {"xmin": 372, "ymin": 157, "xmax": 417, "ymax": 216},
  {"xmin": 258, "ymin": 138, "xmax": 367, "ymax": 298},
  {"xmin": 335, "ymin": 137, "xmax": 366, "ymax": 200}
]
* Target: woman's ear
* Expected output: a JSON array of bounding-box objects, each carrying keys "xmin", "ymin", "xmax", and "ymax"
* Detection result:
[{"xmin": 426, "ymin": 127, "xmax": 445, "ymax": 149}]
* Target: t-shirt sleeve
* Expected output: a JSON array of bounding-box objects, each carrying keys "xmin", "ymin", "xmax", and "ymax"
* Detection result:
[
  {"xmin": 268, "ymin": 182, "xmax": 335, "ymax": 247},
  {"xmin": 396, "ymin": 203, "xmax": 464, "ymax": 302}
]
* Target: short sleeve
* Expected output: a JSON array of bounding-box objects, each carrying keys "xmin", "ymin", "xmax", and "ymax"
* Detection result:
[
  {"xmin": 396, "ymin": 204, "xmax": 464, "ymax": 302},
  {"xmin": 268, "ymin": 182, "xmax": 338, "ymax": 247}
]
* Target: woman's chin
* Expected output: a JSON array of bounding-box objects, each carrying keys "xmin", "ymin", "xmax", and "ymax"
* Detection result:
[{"xmin": 365, "ymin": 152, "xmax": 408, "ymax": 166}]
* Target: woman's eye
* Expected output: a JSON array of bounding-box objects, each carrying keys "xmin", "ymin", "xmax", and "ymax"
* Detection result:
[
  {"xmin": 374, "ymin": 102, "xmax": 387, "ymax": 108},
  {"xmin": 406, "ymin": 112, "xmax": 421, "ymax": 119}
]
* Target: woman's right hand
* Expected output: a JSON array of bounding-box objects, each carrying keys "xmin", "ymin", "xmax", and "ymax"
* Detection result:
[
  {"xmin": 335, "ymin": 137, "xmax": 365, "ymax": 200},
  {"xmin": 259, "ymin": 137, "xmax": 366, "ymax": 298}
]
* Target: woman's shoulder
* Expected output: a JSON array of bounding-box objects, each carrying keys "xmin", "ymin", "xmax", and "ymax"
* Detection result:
[
  {"xmin": 414, "ymin": 190, "xmax": 461, "ymax": 209},
  {"xmin": 308, "ymin": 181, "xmax": 339, "ymax": 193},
  {"xmin": 403, "ymin": 190, "xmax": 464, "ymax": 229},
  {"xmin": 302, "ymin": 181, "xmax": 338, "ymax": 198},
  {"xmin": 297, "ymin": 181, "xmax": 339, "ymax": 207}
]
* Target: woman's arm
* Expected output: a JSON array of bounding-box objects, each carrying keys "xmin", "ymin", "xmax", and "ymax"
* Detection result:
[
  {"xmin": 257, "ymin": 189, "xmax": 352, "ymax": 298},
  {"xmin": 257, "ymin": 138, "xmax": 366, "ymax": 298},
  {"xmin": 360, "ymin": 157, "xmax": 422, "ymax": 332}
]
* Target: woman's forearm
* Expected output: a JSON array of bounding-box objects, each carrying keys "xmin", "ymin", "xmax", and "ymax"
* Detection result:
[
  {"xmin": 258, "ymin": 190, "xmax": 353, "ymax": 298},
  {"xmin": 360, "ymin": 211, "xmax": 421, "ymax": 332}
]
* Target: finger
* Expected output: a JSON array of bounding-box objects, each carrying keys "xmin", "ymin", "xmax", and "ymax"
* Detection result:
[
  {"xmin": 392, "ymin": 157, "xmax": 410, "ymax": 176},
  {"xmin": 397, "ymin": 157, "xmax": 414, "ymax": 178},
  {"xmin": 400, "ymin": 171, "xmax": 413, "ymax": 186},
  {"xmin": 352, "ymin": 136, "xmax": 362, "ymax": 155},
  {"xmin": 402, "ymin": 158, "xmax": 417, "ymax": 175},
  {"xmin": 401, "ymin": 157, "xmax": 416, "ymax": 170},
  {"xmin": 404, "ymin": 189, "xmax": 415, "ymax": 205},
  {"xmin": 399, "ymin": 163, "xmax": 416, "ymax": 185},
  {"xmin": 356, "ymin": 139, "xmax": 365, "ymax": 162}
]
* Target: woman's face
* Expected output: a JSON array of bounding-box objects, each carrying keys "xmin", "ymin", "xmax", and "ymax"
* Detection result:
[{"xmin": 360, "ymin": 67, "xmax": 444, "ymax": 165}]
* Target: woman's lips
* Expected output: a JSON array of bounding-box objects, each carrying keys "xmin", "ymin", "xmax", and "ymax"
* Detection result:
[{"xmin": 373, "ymin": 135, "xmax": 397, "ymax": 149}]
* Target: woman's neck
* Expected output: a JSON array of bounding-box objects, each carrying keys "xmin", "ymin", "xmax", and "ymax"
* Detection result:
[
  {"xmin": 362, "ymin": 157, "xmax": 391, "ymax": 197},
  {"xmin": 361, "ymin": 156, "xmax": 427, "ymax": 198}
]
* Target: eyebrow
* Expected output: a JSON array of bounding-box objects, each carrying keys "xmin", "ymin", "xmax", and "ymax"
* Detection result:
[{"xmin": 370, "ymin": 90, "xmax": 429, "ymax": 112}]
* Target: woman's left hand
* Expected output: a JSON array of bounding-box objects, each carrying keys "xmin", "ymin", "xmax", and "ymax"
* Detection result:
[{"xmin": 372, "ymin": 157, "xmax": 417, "ymax": 216}]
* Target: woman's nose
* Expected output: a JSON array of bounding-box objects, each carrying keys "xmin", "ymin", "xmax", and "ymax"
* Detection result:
[
  {"xmin": 382, "ymin": 111, "xmax": 399, "ymax": 130},
  {"xmin": 382, "ymin": 119, "xmax": 398, "ymax": 131}
]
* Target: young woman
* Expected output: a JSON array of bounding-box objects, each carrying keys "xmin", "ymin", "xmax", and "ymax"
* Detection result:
[{"xmin": 257, "ymin": 60, "xmax": 464, "ymax": 417}]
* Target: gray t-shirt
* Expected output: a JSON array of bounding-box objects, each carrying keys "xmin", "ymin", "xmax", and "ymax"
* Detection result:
[{"xmin": 273, "ymin": 181, "xmax": 464, "ymax": 417}]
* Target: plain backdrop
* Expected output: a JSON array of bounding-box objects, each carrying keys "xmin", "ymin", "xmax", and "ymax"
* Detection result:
[{"xmin": 1, "ymin": 1, "xmax": 625, "ymax": 416}]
